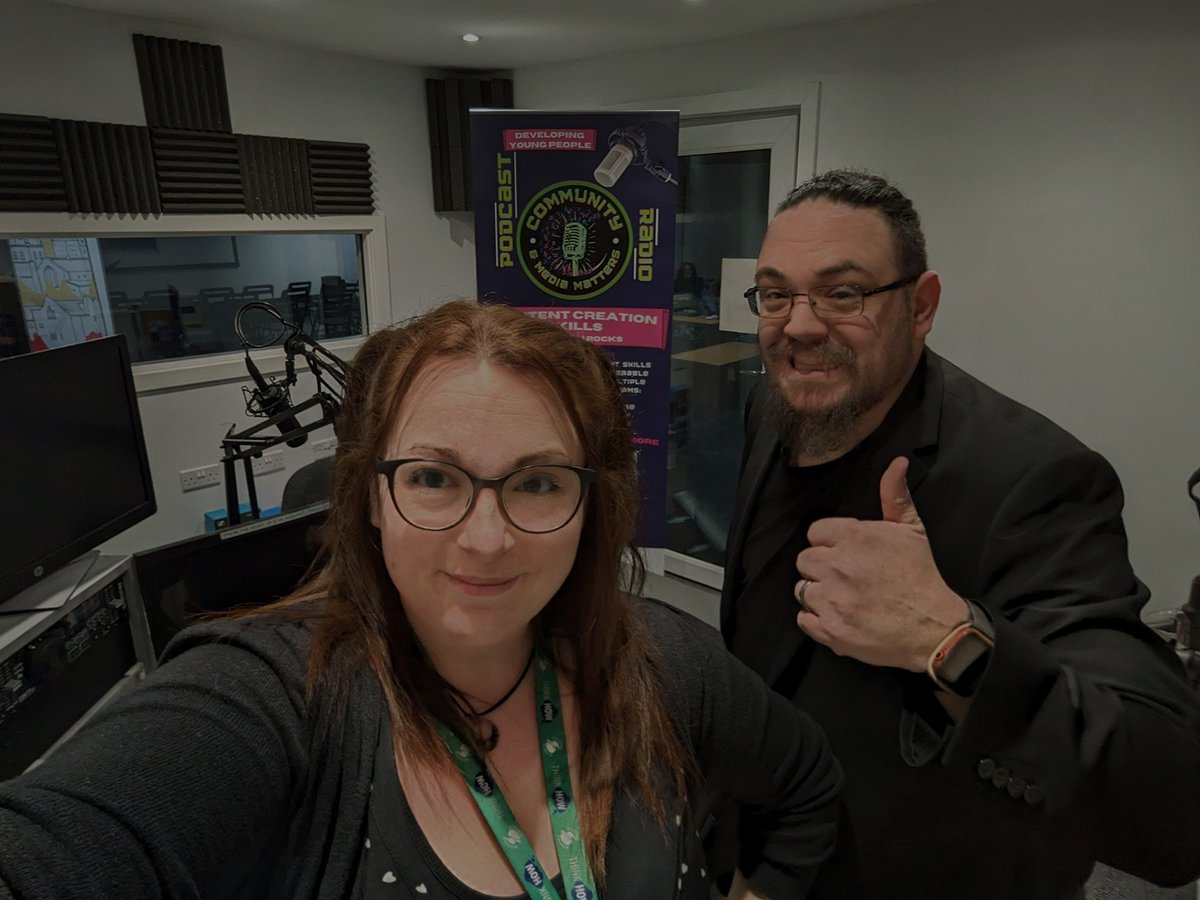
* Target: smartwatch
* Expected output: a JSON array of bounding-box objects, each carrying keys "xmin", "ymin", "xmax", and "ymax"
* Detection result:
[{"xmin": 926, "ymin": 600, "xmax": 995, "ymax": 697}]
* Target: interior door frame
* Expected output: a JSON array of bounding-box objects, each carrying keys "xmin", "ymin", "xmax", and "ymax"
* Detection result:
[{"xmin": 610, "ymin": 82, "xmax": 822, "ymax": 588}]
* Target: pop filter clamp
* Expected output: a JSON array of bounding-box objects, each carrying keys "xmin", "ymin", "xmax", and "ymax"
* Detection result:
[{"xmin": 219, "ymin": 302, "xmax": 348, "ymax": 527}]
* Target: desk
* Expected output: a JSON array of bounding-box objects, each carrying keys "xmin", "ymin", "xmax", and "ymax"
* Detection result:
[
  {"xmin": 0, "ymin": 554, "xmax": 156, "ymax": 777},
  {"xmin": 671, "ymin": 341, "xmax": 761, "ymax": 438},
  {"xmin": 673, "ymin": 314, "xmax": 720, "ymax": 326},
  {"xmin": 672, "ymin": 341, "xmax": 760, "ymax": 367},
  {"xmin": 0, "ymin": 554, "xmax": 152, "ymax": 666}
]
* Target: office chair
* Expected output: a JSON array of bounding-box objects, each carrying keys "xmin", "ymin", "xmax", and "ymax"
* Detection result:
[{"xmin": 284, "ymin": 281, "xmax": 314, "ymax": 334}]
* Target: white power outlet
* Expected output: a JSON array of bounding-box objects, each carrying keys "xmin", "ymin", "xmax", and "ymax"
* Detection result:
[
  {"xmin": 251, "ymin": 450, "xmax": 286, "ymax": 477},
  {"xmin": 180, "ymin": 464, "xmax": 222, "ymax": 492},
  {"xmin": 311, "ymin": 437, "xmax": 338, "ymax": 453}
]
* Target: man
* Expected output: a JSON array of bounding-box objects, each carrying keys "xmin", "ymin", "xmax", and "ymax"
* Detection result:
[{"xmin": 720, "ymin": 170, "xmax": 1200, "ymax": 898}]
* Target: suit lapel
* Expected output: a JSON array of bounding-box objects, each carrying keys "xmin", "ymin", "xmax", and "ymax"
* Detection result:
[{"xmin": 866, "ymin": 349, "xmax": 944, "ymax": 496}]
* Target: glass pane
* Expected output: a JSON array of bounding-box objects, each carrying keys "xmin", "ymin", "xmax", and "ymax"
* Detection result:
[
  {"xmin": 0, "ymin": 233, "xmax": 365, "ymax": 361},
  {"xmin": 668, "ymin": 149, "xmax": 769, "ymax": 565}
]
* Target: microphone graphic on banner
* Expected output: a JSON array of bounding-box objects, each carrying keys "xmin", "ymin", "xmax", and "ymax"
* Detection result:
[
  {"xmin": 593, "ymin": 125, "xmax": 678, "ymax": 188},
  {"xmin": 562, "ymin": 222, "xmax": 587, "ymax": 276},
  {"xmin": 593, "ymin": 140, "xmax": 634, "ymax": 188}
]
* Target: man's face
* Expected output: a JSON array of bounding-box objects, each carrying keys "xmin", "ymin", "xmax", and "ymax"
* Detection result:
[{"xmin": 755, "ymin": 198, "xmax": 932, "ymax": 454}]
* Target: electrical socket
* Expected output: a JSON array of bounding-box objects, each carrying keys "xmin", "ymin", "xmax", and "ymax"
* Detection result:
[
  {"xmin": 311, "ymin": 437, "xmax": 337, "ymax": 454},
  {"xmin": 180, "ymin": 464, "xmax": 222, "ymax": 493},
  {"xmin": 251, "ymin": 450, "xmax": 286, "ymax": 477}
]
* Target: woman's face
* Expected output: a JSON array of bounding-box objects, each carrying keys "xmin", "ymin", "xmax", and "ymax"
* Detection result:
[{"xmin": 372, "ymin": 357, "xmax": 587, "ymax": 656}]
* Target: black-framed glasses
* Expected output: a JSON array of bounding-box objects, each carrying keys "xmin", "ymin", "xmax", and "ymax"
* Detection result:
[
  {"xmin": 375, "ymin": 458, "xmax": 596, "ymax": 534},
  {"xmin": 743, "ymin": 275, "xmax": 919, "ymax": 319}
]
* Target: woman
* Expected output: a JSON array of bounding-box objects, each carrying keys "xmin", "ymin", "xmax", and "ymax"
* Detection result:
[
  {"xmin": 0, "ymin": 300, "xmax": 840, "ymax": 899},
  {"xmin": 674, "ymin": 263, "xmax": 718, "ymax": 319},
  {"xmin": 673, "ymin": 262, "xmax": 704, "ymax": 314}
]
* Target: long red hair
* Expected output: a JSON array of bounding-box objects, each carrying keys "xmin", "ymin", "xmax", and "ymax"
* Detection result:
[{"xmin": 255, "ymin": 299, "xmax": 689, "ymax": 879}]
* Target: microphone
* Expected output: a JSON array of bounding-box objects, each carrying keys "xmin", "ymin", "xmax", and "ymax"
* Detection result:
[
  {"xmin": 244, "ymin": 352, "xmax": 307, "ymax": 447},
  {"xmin": 562, "ymin": 221, "xmax": 587, "ymax": 275}
]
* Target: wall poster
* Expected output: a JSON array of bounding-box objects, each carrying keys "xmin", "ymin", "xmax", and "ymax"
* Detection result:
[
  {"xmin": 6, "ymin": 238, "xmax": 113, "ymax": 352},
  {"xmin": 471, "ymin": 110, "xmax": 680, "ymax": 547}
]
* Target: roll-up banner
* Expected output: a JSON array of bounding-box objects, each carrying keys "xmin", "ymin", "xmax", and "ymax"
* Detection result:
[{"xmin": 471, "ymin": 110, "xmax": 679, "ymax": 547}]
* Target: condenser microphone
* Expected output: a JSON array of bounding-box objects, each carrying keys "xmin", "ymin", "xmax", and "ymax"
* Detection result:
[
  {"xmin": 594, "ymin": 140, "xmax": 634, "ymax": 188},
  {"xmin": 244, "ymin": 352, "xmax": 307, "ymax": 447}
]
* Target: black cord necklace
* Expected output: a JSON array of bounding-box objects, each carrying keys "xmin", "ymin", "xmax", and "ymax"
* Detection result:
[{"xmin": 463, "ymin": 646, "xmax": 536, "ymax": 719}]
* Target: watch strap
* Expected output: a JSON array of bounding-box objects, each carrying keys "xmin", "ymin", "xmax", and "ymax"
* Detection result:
[{"xmin": 927, "ymin": 601, "xmax": 995, "ymax": 696}]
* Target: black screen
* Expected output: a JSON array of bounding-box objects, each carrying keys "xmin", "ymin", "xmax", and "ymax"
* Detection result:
[
  {"xmin": 133, "ymin": 504, "xmax": 328, "ymax": 656},
  {"xmin": 0, "ymin": 335, "xmax": 156, "ymax": 602}
]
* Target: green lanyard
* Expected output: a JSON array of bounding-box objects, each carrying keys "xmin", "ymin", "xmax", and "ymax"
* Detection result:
[{"xmin": 434, "ymin": 650, "xmax": 598, "ymax": 900}]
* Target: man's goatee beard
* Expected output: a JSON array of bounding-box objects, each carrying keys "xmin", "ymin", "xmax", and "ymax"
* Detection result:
[
  {"xmin": 762, "ymin": 345, "xmax": 865, "ymax": 460},
  {"xmin": 763, "ymin": 378, "xmax": 865, "ymax": 460}
]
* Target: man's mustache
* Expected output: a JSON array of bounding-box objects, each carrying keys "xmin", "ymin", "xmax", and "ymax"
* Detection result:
[{"xmin": 769, "ymin": 339, "xmax": 857, "ymax": 369}]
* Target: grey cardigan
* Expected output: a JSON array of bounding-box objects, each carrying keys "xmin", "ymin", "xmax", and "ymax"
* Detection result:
[{"xmin": 0, "ymin": 599, "xmax": 841, "ymax": 899}]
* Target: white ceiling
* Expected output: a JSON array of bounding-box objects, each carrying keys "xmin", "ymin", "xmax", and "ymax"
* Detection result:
[{"xmin": 49, "ymin": 0, "xmax": 943, "ymax": 70}]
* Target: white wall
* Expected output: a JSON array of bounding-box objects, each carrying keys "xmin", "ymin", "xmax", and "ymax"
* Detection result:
[
  {"xmin": 104, "ymin": 367, "xmax": 339, "ymax": 557},
  {"xmin": 5, "ymin": 0, "xmax": 1199, "ymax": 606},
  {"xmin": 517, "ymin": 0, "xmax": 1200, "ymax": 609},
  {"xmin": 0, "ymin": 0, "xmax": 476, "ymax": 550}
]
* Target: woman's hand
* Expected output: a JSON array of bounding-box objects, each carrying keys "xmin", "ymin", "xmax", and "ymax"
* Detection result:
[{"xmin": 727, "ymin": 869, "xmax": 770, "ymax": 900}]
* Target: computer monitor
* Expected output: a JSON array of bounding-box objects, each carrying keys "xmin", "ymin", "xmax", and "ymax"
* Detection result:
[
  {"xmin": 0, "ymin": 335, "xmax": 156, "ymax": 605},
  {"xmin": 132, "ymin": 504, "xmax": 328, "ymax": 657}
]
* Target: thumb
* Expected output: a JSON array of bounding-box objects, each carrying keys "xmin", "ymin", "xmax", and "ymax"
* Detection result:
[{"xmin": 880, "ymin": 456, "xmax": 922, "ymax": 526}]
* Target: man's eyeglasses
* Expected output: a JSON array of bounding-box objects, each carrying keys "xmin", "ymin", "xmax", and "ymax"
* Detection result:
[
  {"xmin": 375, "ymin": 458, "xmax": 595, "ymax": 534},
  {"xmin": 743, "ymin": 275, "xmax": 918, "ymax": 319}
]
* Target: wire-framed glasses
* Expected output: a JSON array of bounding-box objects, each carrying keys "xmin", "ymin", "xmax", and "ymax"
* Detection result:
[
  {"xmin": 743, "ymin": 275, "xmax": 918, "ymax": 319},
  {"xmin": 375, "ymin": 458, "xmax": 596, "ymax": 534}
]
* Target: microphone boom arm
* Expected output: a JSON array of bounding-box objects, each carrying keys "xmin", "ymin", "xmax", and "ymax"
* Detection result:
[{"xmin": 220, "ymin": 302, "xmax": 348, "ymax": 527}]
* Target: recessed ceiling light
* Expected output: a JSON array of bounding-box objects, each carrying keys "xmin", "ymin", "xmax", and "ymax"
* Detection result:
[{"xmin": 462, "ymin": 33, "xmax": 480, "ymax": 43}]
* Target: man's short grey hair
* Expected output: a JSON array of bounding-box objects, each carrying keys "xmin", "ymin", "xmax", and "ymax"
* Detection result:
[{"xmin": 777, "ymin": 169, "xmax": 928, "ymax": 278}]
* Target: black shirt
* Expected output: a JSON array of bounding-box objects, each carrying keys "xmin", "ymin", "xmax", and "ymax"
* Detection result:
[{"xmin": 730, "ymin": 448, "xmax": 863, "ymax": 682}]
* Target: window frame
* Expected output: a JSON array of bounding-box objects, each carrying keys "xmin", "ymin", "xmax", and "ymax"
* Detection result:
[{"xmin": 0, "ymin": 213, "xmax": 390, "ymax": 393}]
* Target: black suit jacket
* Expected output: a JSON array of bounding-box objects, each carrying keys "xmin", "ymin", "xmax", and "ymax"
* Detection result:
[{"xmin": 720, "ymin": 349, "xmax": 1200, "ymax": 899}]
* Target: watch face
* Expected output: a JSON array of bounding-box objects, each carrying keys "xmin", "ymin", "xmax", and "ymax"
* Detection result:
[{"xmin": 932, "ymin": 625, "xmax": 994, "ymax": 697}]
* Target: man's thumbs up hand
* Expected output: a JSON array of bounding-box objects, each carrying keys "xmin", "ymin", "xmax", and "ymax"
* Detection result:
[
  {"xmin": 795, "ymin": 456, "xmax": 969, "ymax": 671},
  {"xmin": 879, "ymin": 457, "xmax": 923, "ymax": 529}
]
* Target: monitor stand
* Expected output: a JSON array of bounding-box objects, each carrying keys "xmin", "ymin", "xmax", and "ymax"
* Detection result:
[{"xmin": 0, "ymin": 550, "xmax": 102, "ymax": 615}]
